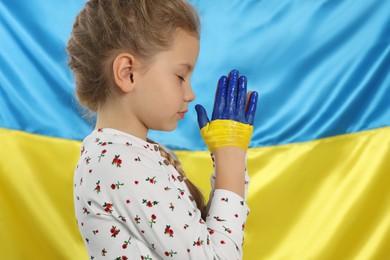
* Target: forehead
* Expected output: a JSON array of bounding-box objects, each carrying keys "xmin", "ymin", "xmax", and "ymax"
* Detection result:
[{"xmin": 161, "ymin": 29, "xmax": 200, "ymax": 65}]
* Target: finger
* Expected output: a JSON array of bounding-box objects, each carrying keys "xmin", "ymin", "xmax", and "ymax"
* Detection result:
[
  {"xmin": 212, "ymin": 75, "xmax": 227, "ymax": 120},
  {"xmin": 236, "ymin": 76, "xmax": 247, "ymax": 123},
  {"xmin": 245, "ymin": 91, "xmax": 258, "ymax": 125},
  {"xmin": 226, "ymin": 70, "xmax": 239, "ymax": 118},
  {"xmin": 195, "ymin": 104, "xmax": 210, "ymax": 129}
]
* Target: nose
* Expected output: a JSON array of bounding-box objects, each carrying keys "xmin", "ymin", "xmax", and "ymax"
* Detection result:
[{"xmin": 184, "ymin": 83, "xmax": 196, "ymax": 102}]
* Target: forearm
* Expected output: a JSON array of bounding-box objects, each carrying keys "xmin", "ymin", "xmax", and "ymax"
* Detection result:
[{"xmin": 213, "ymin": 147, "xmax": 246, "ymax": 198}]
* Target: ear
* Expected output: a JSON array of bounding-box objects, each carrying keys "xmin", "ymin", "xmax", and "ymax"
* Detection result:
[{"xmin": 112, "ymin": 53, "xmax": 136, "ymax": 93}]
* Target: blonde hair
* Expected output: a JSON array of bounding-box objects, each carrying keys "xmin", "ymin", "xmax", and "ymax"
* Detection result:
[
  {"xmin": 66, "ymin": 0, "xmax": 200, "ymax": 112},
  {"xmin": 67, "ymin": 0, "xmax": 205, "ymax": 217}
]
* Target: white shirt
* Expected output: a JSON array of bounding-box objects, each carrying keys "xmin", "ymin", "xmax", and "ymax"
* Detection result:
[{"xmin": 74, "ymin": 128, "xmax": 250, "ymax": 260}]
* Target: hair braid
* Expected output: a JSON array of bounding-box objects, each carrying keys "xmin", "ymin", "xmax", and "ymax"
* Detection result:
[{"xmin": 148, "ymin": 140, "xmax": 206, "ymax": 219}]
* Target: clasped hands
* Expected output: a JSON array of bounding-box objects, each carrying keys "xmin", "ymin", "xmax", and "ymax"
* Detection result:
[{"xmin": 195, "ymin": 70, "xmax": 258, "ymax": 152}]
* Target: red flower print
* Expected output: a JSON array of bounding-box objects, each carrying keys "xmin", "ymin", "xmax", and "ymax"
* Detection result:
[
  {"xmin": 98, "ymin": 149, "xmax": 107, "ymax": 162},
  {"xmin": 213, "ymin": 216, "xmax": 226, "ymax": 222},
  {"xmin": 234, "ymin": 214, "xmax": 238, "ymax": 218},
  {"xmin": 134, "ymin": 156, "xmax": 141, "ymax": 162},
  {"xmin": 134, "ymin": 180, "xmax": 139, "ymax": 185},
  {"xmin": 223, "ymin": 226, "xmax": 232, "ymax": 234},
  {"xmin": 142, "ymin": 199, "xmax": 159, "ymax": 207},
  {"xmin": 112, "ymin": 155, "xmax": 122, "ymax": 167},
  {"xmin": 84, "ymin": 156, "xmax": 91, "ymax": 164},
  {"xmin": 178, "ymin": 188, "xmax": 185, "ymax": 196},
  {"xmin": 92, "ymin": 229, "xmax": 99, "ymax": 235},
  {"xmin": 97, "ymin": 141, "xmax": 112, "ymax": 146},
  {"xmin": 82, "ymin": 207, "xmax": 90, "ymax": 214},
  {"xmin": 125, "ymin": 142, "xmax": 132, "ymax": 146},
  {"xmin": 110, "ymin": 226, "xmax": 120, "ymax": 237},
  {"xmin": 207, "ymin": 228, "xmax": 214, "ymax": 235},
  {"xmin": 164, "ymin": 250, "xmax": 177, "ymax": 257},
  {"xmin": 103, "ymin": 202, "xmax": 113, "ymax": 213},
  {"xmin": 94, "ymin": 180, "xmax": 101, "ymax": 193},
  {"xmin": 242, "ymin": 223, "xmax": 245, "ymax": 230},
  {"xmin": 169, "ymin": 203, "xmax": 175, "ymax": 211},
  {"xmin": 184, "ymin": 224, "xmax": 189, "ymax": 230},
  {"xmin": 101, "ymin": 248, "xmax": 107, "ymax": 256},
  {"xmin": 221, "ymin": 240, "xmax": 226, "ymax": 244},
  {"xmin": 221, "ymin": 197, "xmax": 229, "ymax": 202},
  {"xmin": 134, "ymin": 215, "xmax": 141, "ymax": 224},
  {"xmin": 193, "ymin": 237, "xmax": 203, "ymax": 246},
  {"xmin": 149, "ymin": 214, "xmax": 157, "ymax": 227},
  {"xmin": 114, "ymin": 256, "xmax": 128, "ymax": 260},
  {"xmin": 164, "ymin": 225, "xmax": 174, "ymax": 237},
  {"xmin": 164, "ymin": 186, "xmax": 171, "ymax": 191},
  {"xmin": 126, "ymin": 199, "xmax": 131, "ymax": 204},
  {"xmin": 145, "ymin": 176, "xmax": 157, "ymax": 184},
  {"xmin": 122, "ymin": 237, "xmax": 131, "ymax": 249},
  {"xmin": 111, "ymin": 181, "xmax": 124, "ymax": 190}
]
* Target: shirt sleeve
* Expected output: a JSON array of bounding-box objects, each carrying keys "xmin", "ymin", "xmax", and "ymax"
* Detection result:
[{"xmin": 75, "ymin": 143, "xmax": 249, "ymax": 260}]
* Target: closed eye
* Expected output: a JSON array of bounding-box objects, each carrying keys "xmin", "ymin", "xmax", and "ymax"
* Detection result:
[{"xmin": 178, "ymin": 76, "xmax": 186, "ymax": 82}]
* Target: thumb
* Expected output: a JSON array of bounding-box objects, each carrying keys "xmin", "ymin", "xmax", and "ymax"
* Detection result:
[{"xmin": 195, "ymin": 104, "xmax": 209, "ymax": 129}]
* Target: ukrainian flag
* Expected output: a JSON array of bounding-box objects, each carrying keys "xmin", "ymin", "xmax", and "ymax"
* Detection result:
[{"xmin": 1, "ymin": 0, "xmax": 389, "ymax": 259}]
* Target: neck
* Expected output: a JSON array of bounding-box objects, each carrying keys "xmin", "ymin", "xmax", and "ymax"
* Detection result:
[{"xmin": 95, "ymin": 98, "xmax": 148, "ymax": 141}]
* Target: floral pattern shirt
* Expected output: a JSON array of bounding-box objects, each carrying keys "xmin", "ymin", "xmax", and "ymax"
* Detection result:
[{"xmin": 74, "ymin": 128, "xmax": 250, "ymax": 260}]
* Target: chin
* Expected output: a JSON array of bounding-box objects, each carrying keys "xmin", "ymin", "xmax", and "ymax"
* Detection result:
[
  {"xmin": 150, "ymin": 122, "xmax": 178, "ymax": 132},
  {"xmin": 164, "ymin": 124, "xmax": 178, "ymax": 132}
]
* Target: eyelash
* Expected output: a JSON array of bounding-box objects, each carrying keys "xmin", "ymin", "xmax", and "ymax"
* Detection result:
[{"xmin": 178, "ymin": 76, "xmax": 186, "ymax": 82}]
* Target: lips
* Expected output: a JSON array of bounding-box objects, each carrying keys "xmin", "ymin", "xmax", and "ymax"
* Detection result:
[{"xmin": 178, "ymin": 110, "xmax": 187, "ymax": 119}]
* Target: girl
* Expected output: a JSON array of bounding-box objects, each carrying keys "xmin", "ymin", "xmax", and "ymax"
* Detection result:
[{"xmin": 67, "ymin": 0, "xmax": 258, "ymax": 259}]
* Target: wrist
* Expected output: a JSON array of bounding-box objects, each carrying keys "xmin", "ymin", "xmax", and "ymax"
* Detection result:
[
  {"xmin": 214, "ymin": 147, "xmax": 246, "ymax": 198},
  {"xmin": 200, "ymin": 120, "xmax": 253, "ymax": 152},
  {"xmin": 214, "ymin": 146, "xmax": 246, "ymax": 160}
]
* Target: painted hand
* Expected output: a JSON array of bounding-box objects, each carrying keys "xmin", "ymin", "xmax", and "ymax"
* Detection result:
[{"xmin": 195, "ymin": 70, "xmax": 258, "ymax": 152}]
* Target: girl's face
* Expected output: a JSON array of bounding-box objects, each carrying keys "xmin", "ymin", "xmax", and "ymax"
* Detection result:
[{"xmin": 130, "ymin": 29, "xmax": 200, "ymax": 133}]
